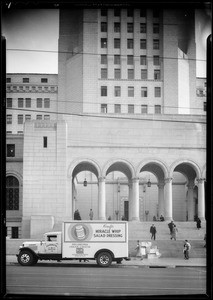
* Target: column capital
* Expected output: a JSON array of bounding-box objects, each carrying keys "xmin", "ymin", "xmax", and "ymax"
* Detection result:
[
  {"xmin": 164, "ymin": 177, "xmax": 173, "ymax": 184},
  {"xmin": 158, "ymin": 181, "xmax": 165, "ymax": 188},
  {"xmin": 131, "ymin": 177, "xmax": 140, "ymax": 183},
  {"xmin": 197, "ymin": 178, "xmax": 206, "ymax": 184},
  {"xmin": 98, "ymin": 177, "xmax": 106, "ymax": 183},
  {"xmin": 187, "ymin": 182, "xmax": 195, "ymax": 189}
]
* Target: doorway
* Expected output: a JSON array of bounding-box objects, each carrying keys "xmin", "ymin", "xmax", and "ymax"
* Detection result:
[{"xmin": 124, "ymin": 201, "xmax": 129, "ymax": 221}]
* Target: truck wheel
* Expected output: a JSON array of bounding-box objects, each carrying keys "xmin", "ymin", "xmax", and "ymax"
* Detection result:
[
  {"xmin": 18, "ymin": 250, "xmax": 34, "ymax": 266},
  {"xmin": 96, "ymin": 252, "xmax": 112, "ymax": 267}
]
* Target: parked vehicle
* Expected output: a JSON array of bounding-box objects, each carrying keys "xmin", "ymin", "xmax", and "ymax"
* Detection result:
[{"xmin": 16, "ymin": 221, "xmax": 129, "ymax": 267}]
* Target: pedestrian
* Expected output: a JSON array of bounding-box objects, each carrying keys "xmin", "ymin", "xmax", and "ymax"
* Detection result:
[
  {"xmin": 183, "ymin": 240, "xmax": 191, "ymax": 260},
  {"xmin": 170, "ymin": 225, "xmax": 178, "ymax": 240},
  {"xmin": 135, "ymin": 240, "xmax": 143, "ymax": 260},
  {"xmin": 89, "ymin": 208, "xmax": 93, "ymax": 220},
  {"xmin": 160, "ymin": 215, "xmax": 164, "ymax": 221},
  {"xmin": 168, "ymin": 220, "xmax": 174, "ymax": 235},
  {"xmin": 150, "ymin": 224, "xmax": 157, "ymax": 240},
  {"xmin": 196, "ymin": 217, "xmax": 201, "ymax": 229},
  {"xmin": 74, "ymin": 209, "xmax": 81, "ymax": 220}
]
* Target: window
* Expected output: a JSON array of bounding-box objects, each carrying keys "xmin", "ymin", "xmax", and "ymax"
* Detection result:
[
  {"xmin": 140, "ymin": 23, "xmax": 146, "ymax": 33},
  {"xmin": 128, "ymin": 104, "xmax": 134, "ymax": 114},
  {"xmin": 127, "ymin": 9, "xmax": 133, "ymax": 17},
  {"xmin": 6, "ymin": 176, "xmax": 19, "ymax": 210},
  {"xmin": 127, "ymin": 39, "xmax": 134, "ymax": 49},
  {"xmin": 127, "ymin": 55, "xmax": 134, "ymax": 65},
  {"xmin": 153, "ymin": 56, "xmax": 160, "ymax": 65},
  {"xmin": 140, "ymin": 55, "xmax": 147, "ymax": 65},
  {"xmin": 44, "ymin": 98, "xmax": 50, "ymax": 108},
  {"xmin": 114, "ymin": 22, "xmax": 120, "ymax": 32},
  {"xmin": 23, "ymin": 78, "xmax": 29, "ymax": 83},
  {"xmin": 155, "ymin": 87, "xmax": 161, "ymax": 97},
  {"xmin": 17, "ymin": 131, "xmax": 23, "ymax": 134},
  {"xmin": 140, "ymin": 9, "xmax": 146, "ymax": 17},
  {"xmin": 13, "ymin": 86, "xmax": 17, "ymax": 91},
  {"xmin": 38, "ymin": 86, "xmax": 42, "ymax": 92},
  {"xmin": 140, "ymin": 39, "xmax": 146, "ymax": 49},
  {"xmin": 114, "ymin": 69, "xmax": 121, "ymax": 79},
  {"xmin": 7, "ymin": 98, "xmax": 12, "ymax": 108},
  {"xmin": 154, "ymin": 70, "xmax": 161, "ymax": 80},
  {"xmin": 7, "ymin": 115, "xmax": 12, "ymax": 124},
  {"xmin": 44, "ymin": 86, "xmax": 49, "ymax": 92},
  {"xmin": 101, "ymin": 86, "xmax": 107, "ymax": 96},
  {"xmin": 153, "ymin": 39, "xmax": 159, "ymax": 49},
  {"xmin": 36, "ymin": 115, "xmax": 42, "ymax": 120},
  {"xmin": 155, "ymin": 105, "xmax": 161, "ymax": 114},
  {"xmin": 19, "ymin": 86, "xmax": 23, "ymax": 91},
  {"xmin": 128, "ymin": 69, "xmax": 134, "ymax": 80},
  {"xmin": 25, "ymin": 98, "xmax": 31, "ymax": 108},
  {"xmin": 11, "ymin": 227, "xmax": 19, "ymax": 239},
  {"xmin": 7, "ymin": 78, "xmax": 11, "ymax": 83},
  {"xmin": 101, "ymin": 22, "xmax": 107, "ymax": 32},
  {"xmin": 141, "ymin": 87, "xmax": 148, "ymax": 97},
  {"xmin": 114, "ymin": 9, "xmax": 120, "ymax": 16},
  {"xmin": 25, "ymin": 115, "xmax": 31, "ymax": 121},
  {"xmin": 114, "ymin": 38, "xmax": 120, "ymax": 48},
  {"xmin": 114, "ymin": 55, "xmax": 120, "ymax": 64},
  {"xmin": 7, "ymin": 144, "xmax": 15, "ymax": 157},
  {"xmin": 141, "ymin": 69, "xmax": 147, "ymax": 80},
  {"xmin": 37, "ymin": 98, "xmax": 42, "ymax": 108},
  {"xmin": 128, "ymin": 86, "xmax": 134, "ymax": 97},
  {"xmin": 101, "ymin": 55, "xmax": 107, "ymax": 64},
  {"xmin": 127, "ymin": 23, "xmax": 133, "ymax": 33},
  {"xmin": 101, "ymin": 104, "xmax": 107, "ymax": 113},
  {"xmin": 141, "ymin": 105, "xmax": 148, "ymax": 114},
  {"xmin": 101, "ymin": 9, "xmax": 107, "ymax": 16},
  {"xmin": 41, "ymin": 78, "xmax": 48, "ymax": 83},
  {"xmin": 101, "ymin": 68, "xmax": 107, "ymax": 79},
  {"xmin": 153, "ymin": 23, "xmax": 159, "ymax": 34},
  {"xmin": 114, "ymin": 104, "xmax": 121, "ymax": 113},
  {"xmin": 18, "ymin": 98, "xmax": 24, "ymax": 108},
  {"xmin": 50, "ymin": 86, "xmax": 55, "ymax": 92},
  {"xmin": 114, "ymin": 86, "xmax": 121, "ymax": 97},
  {"xmin": 43, "ymin": 136, "xmax": 48, "ymax": 148},
  {"xmin": 25, "ymin": 86, "xmax": 29, "ymax": 92},
  {"xmin": 47, "ymin": 235, "xmax": 57, "ymax": 242},
  {"xmin": 31, "ymin": 86, "xmax": 36, "ymax": 91},
  {"xmin": 101, "ymin": 38, "xmax": 107, "ymax": 48},
  {"xmin": 18, "ymin": 115, "xmax": 23, "ymax": 124},
  {"xmin": 44, "ymin": 115, "xmax": 50, "ymax": 120}
]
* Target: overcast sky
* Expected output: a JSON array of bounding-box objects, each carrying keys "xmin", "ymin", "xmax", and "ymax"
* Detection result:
[{"xmin": 2, "ymin": 8, "xmax": 211, "ymax": 76}]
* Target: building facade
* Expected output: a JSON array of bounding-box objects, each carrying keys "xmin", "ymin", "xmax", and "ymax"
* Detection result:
[{"xmin": 6, "ymin": 8, "xmax": 207, "ymax": 238}]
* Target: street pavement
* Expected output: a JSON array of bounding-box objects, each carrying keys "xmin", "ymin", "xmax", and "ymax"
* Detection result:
[{"xmin": 6, "ymin": 255, "xmax": 206, "ymax": 268}]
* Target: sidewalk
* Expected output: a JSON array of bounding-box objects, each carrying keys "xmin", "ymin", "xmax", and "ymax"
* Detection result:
[{"xmin": 6, "ymin": 255, "xmax": 206, "ymax": 268}]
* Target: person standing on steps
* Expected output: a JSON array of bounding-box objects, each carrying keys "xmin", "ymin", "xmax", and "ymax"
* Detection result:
[
  {"xmin": 196, "ymin": 217, "xmax": 201, "ymax": 229},
  {"xmin": 135, "ymin": 240, "xmax": 143, "ymax": 260},
  {"xmin": 183, "ymin": 240, "xmax": 191, "ymax": 260},
  {"xmin": 168, "ymin": 220, "xmax": 174, "ymax": 236},
  {"xmin": 171, "ymin": 224, "xmax": 178, "ymax": 240},
  {"xmin": 150, "ymin": 224, "xmax": 157, "ymax": 240}
]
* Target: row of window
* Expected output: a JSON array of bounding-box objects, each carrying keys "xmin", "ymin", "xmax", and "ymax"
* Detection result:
[
  {"xmin": 7, "ymin": 114, "xmax": 50, "ymax": 124},
  {"xmin": 6, "ymin": 98, "xmax": 50, "ymax": 108},
  {"xmin": 101, "ymin": 22, "xmax": 159, "ymax": 34},
  {"xmin": 100, "ymin": 8, "xmax": 159, "ymax": 18},
  {"xmin": 101, "ymin": 38, "xmax": 159, "ymax": 50},
  {"xmin": 101, "ymin": 54, "xmax": 160, "ymax": 65},
  {"xmin": 101, "ymin": 68, "xmax": 161, "ymax": 80},
  {"xmin": 7, "ymin": 85, "xmax": 57, "ymax": 93},
  {"xmin": 7, "ymin": 77, "xmax": 49, "ymax": 83},
  {"xmin": 100, "ymin": 104, "xmax": 162, "ymax": 114},
  {"xmin": 101, "ymin": 86, "xmax": 161, "ymax": 97}
]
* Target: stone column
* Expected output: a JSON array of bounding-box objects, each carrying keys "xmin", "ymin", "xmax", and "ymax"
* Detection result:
[
  {"xmin": 158, "ymin": 181, "xmax": 165, "ymax": 218},
  {"xmin": 128, "ymin": 181, "xmax": 133, "ymax": 221},
  {"xmin": 187, "ymin": 181, "xmax": 195, "ymax": 221},
  {"xmin": 131, "ymin": 178, "xmax": 140, "ymax": 221},
  {"xmin": 66, "ymin": 176, "xmax": 73, "ymax": 218},
  {"xmin": 197, "ymin": 178, "xmax": 205, "ymax": 220},
  {"xmin": 164, "ymin": 178, "xmax": 173, "ymax": 221},
  {"xmin": 98, "ymin": 177, "xmax": 106, "ymax": 220}
]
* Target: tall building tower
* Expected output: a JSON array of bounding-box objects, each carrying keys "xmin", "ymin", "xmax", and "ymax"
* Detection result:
[{"xmin": 58, "ymin": 8, "xmax": 197, "ymax": 116}]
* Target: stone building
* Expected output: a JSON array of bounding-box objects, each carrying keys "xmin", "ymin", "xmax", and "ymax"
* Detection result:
[{"xmin": 6, "ymin": 8, "xmax": 206, "ymax": 238}]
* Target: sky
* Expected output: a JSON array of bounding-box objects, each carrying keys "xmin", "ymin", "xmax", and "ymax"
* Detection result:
[{"xmin": 2, "ymin": 7, "xmax": 211, "ymax": 77}]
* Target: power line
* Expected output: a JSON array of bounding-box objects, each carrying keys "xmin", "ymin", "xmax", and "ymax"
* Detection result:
[
  {"xmin": 6, "ymin": 48, "xmax": 206, "ymax": 63},
  {"xmin": 6, "ymin": 107, "xmax": 206, "ymax": 124}
]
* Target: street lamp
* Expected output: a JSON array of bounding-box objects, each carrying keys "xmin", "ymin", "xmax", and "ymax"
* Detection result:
[{"xmin": 83, "ymin": 178, "xmax": 87, "ymax": 187}]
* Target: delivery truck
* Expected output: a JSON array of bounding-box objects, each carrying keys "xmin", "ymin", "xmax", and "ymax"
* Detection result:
[{"xmin": 16, "ymin": 221, "xmax": 129, "ymax": 267}]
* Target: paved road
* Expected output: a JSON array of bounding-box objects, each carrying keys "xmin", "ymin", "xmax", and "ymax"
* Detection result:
[{"xmin": 6, "ymin": 264, "xmax": 206, "ymax": 296}]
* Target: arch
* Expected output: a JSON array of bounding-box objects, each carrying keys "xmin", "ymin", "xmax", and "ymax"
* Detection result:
[
  {"xmin": 136, "ymin": 158, "xmax": 169, "ymax": 180},
  {"xmin": 201, "ymin": 164, "xmax": 206, "ymax": 178},
  {"xmin": 6, "ymin": 171, "xmax": 23, "ymax": 184},
  {"xmin": 102, "ymin": 158, "xmax": 135, "ymax": 180},
  {"xmin": 67, "ymin": 157, "xmax": 101, "ymax": 179},
  {"xmin": 169, "ymin": 159, "xmax": 201, "ymax": 179}
]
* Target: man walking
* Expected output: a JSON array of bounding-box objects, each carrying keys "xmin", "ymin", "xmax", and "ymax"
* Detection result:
[
  {"xmin": 183, "ymin": 240, "xmax": 191, "ymax": 260},
  {"xmin": 150, "ymin": 224, "xmax": 157, "ymax": 240}
]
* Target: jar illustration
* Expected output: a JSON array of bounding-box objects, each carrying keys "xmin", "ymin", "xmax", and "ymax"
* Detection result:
[{"xmin": 75, "ymin": 225, "xmax": 85, "ymax": 240}]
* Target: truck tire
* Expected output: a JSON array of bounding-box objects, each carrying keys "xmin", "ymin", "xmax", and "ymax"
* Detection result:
[
  {"xmin": 18, "ymin": 250, "xmax": 35, "ymax": 266},
  {"xmin": 96, "ymin": 252, "xmax": 112, "ymax": 267}
]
